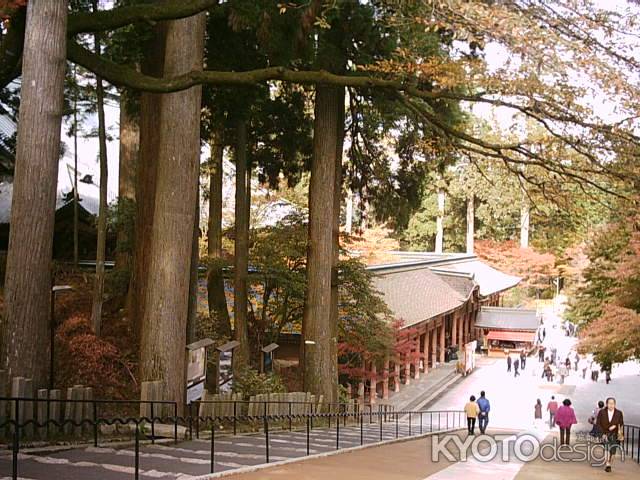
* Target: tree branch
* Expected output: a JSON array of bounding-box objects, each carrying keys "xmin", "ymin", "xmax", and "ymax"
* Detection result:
[{"xmin": 67, "ymin": 0, "xmax": 220, "ymax": 35}]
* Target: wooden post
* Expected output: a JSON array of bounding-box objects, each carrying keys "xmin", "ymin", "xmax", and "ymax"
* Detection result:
[
  {"xmin": 422, "ymin": 333, "xmax": 429, "ymax": 374},
  {"xmin": 382, "ymin": 359, "xmax": 390, "ymax": 400},
  {"xmin": 370, "ymin": 363, "xmax": 377, "ymax": 404},
  {"xmin": 404, "ymin": 361, "xmax": 411, "ymax": 385},
  {"xmin": 430, "ymin": 327, "xmax": 437, "ymax": 368},
  {"xmin": 394, "ymin": 363, "xmax": 400, "ymax": 393},
  {"xmin": 37, "ymin": 389, "xmax": 48, "ymax": 439},
  {"xmin": 451, "ymin": 313, "xmax": 458, "ymax": 347},
  {"xmin": 439, "ymin": 322, "xmax": 445, "ymax": 363}
]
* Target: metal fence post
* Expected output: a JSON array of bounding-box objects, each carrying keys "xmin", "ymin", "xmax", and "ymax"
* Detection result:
[
  {"xmin": 336, "ymin": 412, "xmax": 340, "ymax": 450},
  {"xmin": 360, "ymin": 413, "xmax": 364, "ymax": 445},
  {"xmin": 395, "ymin": 411, "xmax": 398, "ymax": 438},
  {"xmin": 210, "ymin": 422, "xmax": 215, "ymax": 473},
  {"xmin": 188, "ymin": 403, "xmax": 193, "ymax": 441},
  {"xmin": 430, "ymin": 412, "xmax": 433, "ymax": 433},
  {"xmin": 264, "ymin": 414, "xmax": 270, "ymax": 463},
  {"xmin": 93, "ymin": 401, "xmax": 98, "ymax": 447},
  {"xmin": 134, "ymin": 422, "xmax": 140, "ymax": 480},
  {"xmin": 446, "ymin": 411, "xmax": 449, "ymax": 430},
  {"xmin": 379, "ymin": 410, "xmax": 383, "ymax": 441},
  {"xmin": 306, "ymin": 415, "xmax": 310, "ymax": 456},
  {"xmin": 173, "ymin": 403, "xmax": 178, "ymax": 444},
  {"xmin": 233, "ymin": 401, "xmax": 237, "ymax": 436},
  {"xmin": 150, "ymin": 402, "xmax": 155, "ymax": 444},
  {"xmin": 12, "ymin": 399, "xmax": 19, "ymax": 480},
  {"xmin": 420, "ymin": 412, "xmax": 423, "ymax": 435},
  {"xmin": 409, "ymin": 412, "xmax": 412, "ymax": 436}
]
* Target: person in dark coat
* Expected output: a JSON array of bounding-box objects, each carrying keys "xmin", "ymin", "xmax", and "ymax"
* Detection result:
[
  {"xmin": 596, "ymin": 397, "xmax": 624, "ymax": 472},
  {"xmin": 520, "ymin": 350, "xmax": 527, "ymax": 370},
  {"xmin": 513, "ymin": 358, "xmax": 520, "ymax": 377},
  {"xmin": 507, "ymin": 354, "xmax": 512, "ymax": 372}
]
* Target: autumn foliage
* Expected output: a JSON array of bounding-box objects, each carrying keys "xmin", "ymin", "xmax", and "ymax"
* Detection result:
[
  {"xmin": 475, "ymin": 239, "xmax": 557, "ymax": 290},
  {"xmin": 577, "ymin": 216, "xmax": 640, "ymax": 364}
]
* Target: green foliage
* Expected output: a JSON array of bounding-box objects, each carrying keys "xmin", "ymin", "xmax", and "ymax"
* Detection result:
[
  {"xmin": 565, "ymin": 220, "xmax": 631, "ymax": 327},
  {"xmin": 232, "ymin": 368, "xmax": 286, "ymax": 398},
  {"xmin": 109, "ymin": 197, "xmax": 136, "ymax": 257}
]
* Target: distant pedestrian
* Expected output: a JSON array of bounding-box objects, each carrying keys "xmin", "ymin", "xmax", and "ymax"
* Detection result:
[
  {"xmin": 565, "ymin": 357, "xmax": 571, "ymax": 370},
  {"xmin": 574, "ymin": 352, "xmax": 579, "ymax": 371},
  {"xmin": 514, "ymin": 358, "xmax": 520, "ymax": 377},
  {"xmin": 534, "ymin": 399, "xmax": 542, "ymax": 427},
  {"xmin": 579, "ymin": 357, "xmax": 588, "ymax": 379},
  {"xmin": 507, "ymin": 354, "xmax": 512, "ymax": 372},
  {"xmin": 597, "ymin": 397, "xmax": 624, "ymax": 472},
  {"xmin": 558, "ymin": 364, "xmax": 568, "ymax": 384},
  {"xmin": 520, "ymin": 350, "xmax": 526, "ymax": 370},
  {"xmin": 591, "ymin": 361, "xmax": 600, "ymax": 382},
  {"xmin": 538, "ymin": 346, "xmax": 545, "ymax": 362},
  {"xmin": 464, "ymin": 395, "xmax": 480, "ymax": 435},
  {"xmin": 542, "ymin": 327, "xmax": 546, "ymax": 340},
  {"xmin": 547, "ymin": 396, "xmax": 558, "ymax": 428},
  {"xmin": 555, "ymin": 398, "xmax": 577, "ymax": 446},
  {"xmin": 477, "ymin": 391, "xmax": 490, "ymax": 434},
  {"xmin": 605, "ymin": 369, "xmax": 612, "ymax": 384}
]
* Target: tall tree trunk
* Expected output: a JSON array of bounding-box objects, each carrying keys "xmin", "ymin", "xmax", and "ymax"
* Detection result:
[
  {"xmin": 207, "ymin": 134, "xmax": 231, "ymax": 337},
  {"xmin": 1, "ymin": 0, "xmax": 68, "ymax": 387},
  {"xmin": 139, "ymin": 13, "xmax": 206, "ymax": 408},
  {"xmin": 116, "ymin": 95, "xmax": 139, "ymax": 272},
  {"xmin": 435, "ymin": 189, "xmax": 445, "ymax": 254},
  {"xmin": 73, "ymin": 66, "xmax": 79, "ymax": 268},
  {"xmin": 302, "ymin": 84, "xmax": 342, "ymax": 403},
  {"xmin": 233, "ymin": 119, "xmax": 250, "ymax": 375},
  {"xmin": 329, "ymin": 86, "xmax": 345, "ymax": 398},
  {"xmin": 186, "ymin": 188, "xmax": 200, "ymax": 345},
  {"xmin": 90, "ymin": 10, "xmax": 108, "ymax": 336},
  {"xmin": 128, "ymin": 25, "xmax": 166, "ymax": 339},
  {"xmin": 520, "ymin": 191, "xmax": 530, "ymax": 249},
  {"xmin": 466, "ymin": 194, "xmax": 474, "ymax": 254}
]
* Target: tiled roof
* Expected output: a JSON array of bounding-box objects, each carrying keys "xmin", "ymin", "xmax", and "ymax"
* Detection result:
[
  {"xmin": 475, "ymin": 307, "xmax": 540, "ymax": 331},
  {"xmin": 434, "ymin": 271, "xmax": 477, "ymax": 300},
  {"xmin": 372, "ymin": 266, "xmax": 466, "ymax": 327},
  {"xmin": 384, "ymin": 252, "xmax": 521, "ymax": 297}
]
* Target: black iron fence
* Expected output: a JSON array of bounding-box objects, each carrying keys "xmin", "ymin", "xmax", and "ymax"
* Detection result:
[
  {"xmin": 0, "ymin": 396, "xmax": 463, "ymax": 480},
  {"xmin": 623, "ymin": 424, "xmax": 640, "ymax": 463}
]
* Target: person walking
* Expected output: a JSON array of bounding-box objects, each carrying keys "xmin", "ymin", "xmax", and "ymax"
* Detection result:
[
  {"xmin": 597, "ymin": 397, "xmax": 624, "ymax": 472},
  {"xmin": 520, "ymin": 350, "xmax": 527, "ymax": 370},
  {"xmin": 580, "ymin": 357, "xmax": 588, "ymax": 379},
  {"xmin": 574, "ymin": 352, "xmax": 580, "ymax": 371},
  {"xmin": 477, "ymin": 391, "xmax": 490, "ymax": 434},
  {"xmin": 591, "ymin": 361, "xmax": 600, "ymax": 382},
  {"xmin": 506, "ymin": 353, "xmax": 512, "ymax": 373},
  {"xmin": 554, "ymin": 398, "xmax": 577, "ymax": 446},
  {"xmin": 605, "ymin": 369, "xmax": 612, "ymax": 384},
  {"xmin": 513, "ymin": 357, "xmax": 520, "ymax": 377},
  {"xmin": 538, "ymin": 345, "xmax": 545, "ymax": 362},
  {"xmin": 465, "ymin": 395, "xmax": 480, "ymax": 435},
  {"xmin": 542, "ymin": 327, "xmax": 546, "ymax": 341},
  {"xmin": 534, "ymin": 399, "xmax": 543, "ymax": 428},
  {"xmin": 589, "ymin": 400, "xmax": 605, "ymax": 439},
  {"xmin": 547, "ymin": 396, "xmax": 558, "ymax": 428}
]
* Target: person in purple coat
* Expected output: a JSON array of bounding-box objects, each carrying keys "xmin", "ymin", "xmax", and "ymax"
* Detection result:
[{"xmin": 554, "ymin": 398, "xmax": 578, "ymax": 446}]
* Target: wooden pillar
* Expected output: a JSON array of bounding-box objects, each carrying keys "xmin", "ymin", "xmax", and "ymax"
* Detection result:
[
  {"xmin": 394, "ymin": 363, "xmax": 400, "ymax": 392},
  {"xmin": 462, "ymin": 313, "xmax": 468, "ymax": 345},
  {"xmin": 439, "ymin": 321, "xmax": 445, "ymax": 363},
  {"xmin": 370, "ymin": 362, "xmax": 377, "ymax": 404},
  {"xmin": 404, "ymin": 360, "xmax": 411, "ymax": 385},
  {"xmin": 430, "ymin": 326, "xmax": 437, "ymax": 367},
  {"xmin": 357, "ymin": 381, "xmax": 365, "ymax": 403},
  {"xmin": 413, "ymin": 333, "xmax": 420, "ymax": 380},
  {"xmin": 421, "ymin": 333, "xmax": 428, "ymax": 374},
  {"xmin": 382, "ymin": 359, "xmax": 390, "ymax": 400},
  {"xmin": 451, "ymin": 313, "xmax": 458, "ymax": 347}
]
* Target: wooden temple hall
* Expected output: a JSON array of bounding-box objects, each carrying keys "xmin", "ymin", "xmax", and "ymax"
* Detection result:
[{"xmin": 364, "ymin": 253, "xmax": 521, "ymax": 402}]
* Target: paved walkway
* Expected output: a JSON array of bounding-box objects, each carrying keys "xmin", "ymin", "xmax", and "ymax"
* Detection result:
[
  {"xmin": 0, "ymin": 417, "xmax": 450, "ymax": 479},
  {"xmin": 211, "ymin": 430, "xmax": 639, "ymax": 480}
]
